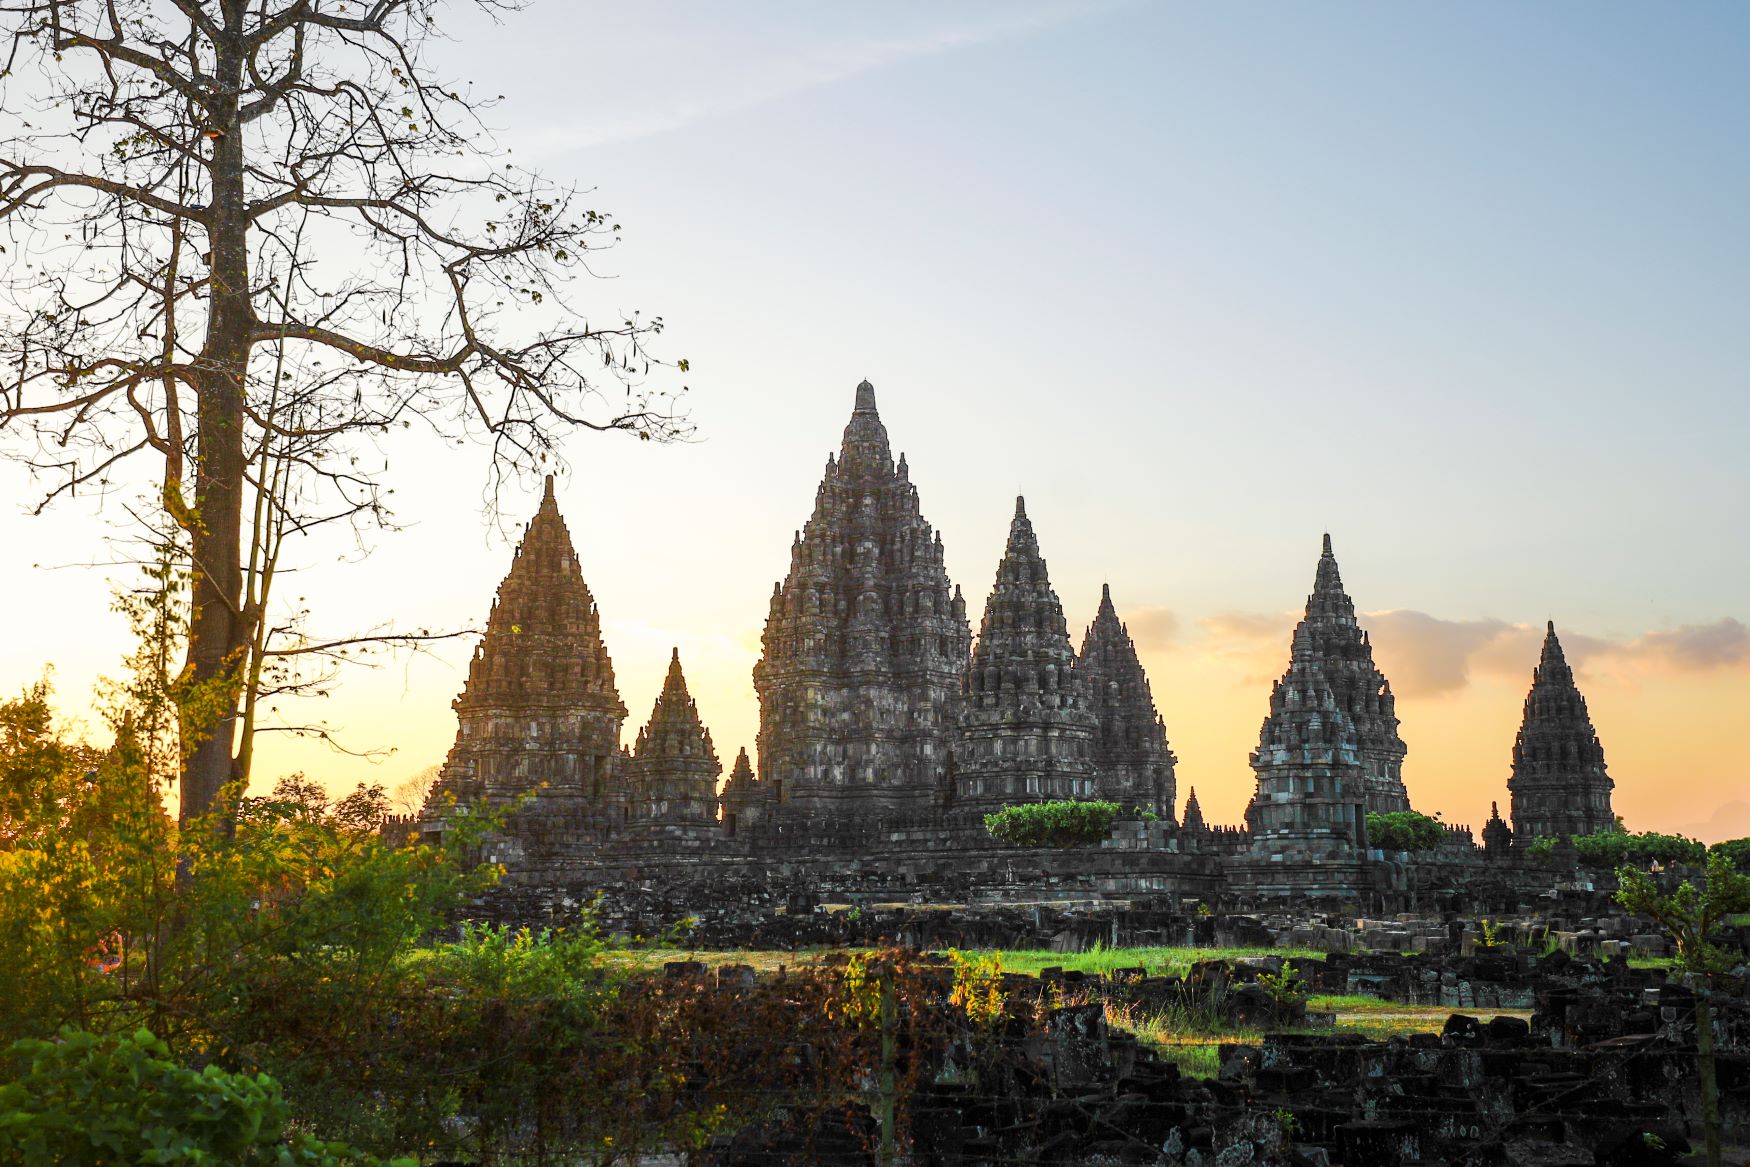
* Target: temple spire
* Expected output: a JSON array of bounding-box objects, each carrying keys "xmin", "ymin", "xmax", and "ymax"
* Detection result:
[
  {"xmin": 1079, "ymin": 582, "xmax": 1176, "ymax": 819},
  {"xmin": 629, "ymin": 648, "xmax": 720, "ymax": 837},
  {"xmin": 1539, "ymin": 620, "xmax": 1568, "ymax": 672},
  {"xmin": 958, "ymin": 500, "xmax": 1097, "ymax": 808},
  {"xmin": 662, "ymin": 646, "xmax": 688, "ymax": 698},
  {"xmin": 1274, "ymin": 533, "xmax": 1410, "ymax": 814},
  {"xmin": 1508, "ymin": 619, "xmax": 1613, "ymax": 841},
  {"xmin": 755, "ymin": 379, "xmax": 969, "ymax": 819},
  {"xmin": 1313, "ymin": 532, "xmax": 1345, "ymax": 599},
  {"xmin": 838, "ymin": 379, "xmax": 892, "ymax": 473},
  {"xmin": 1182, "ymin": 787, "xmax": 1206, "ymax": 833},
  {"xmin": 422, "ymin": 483, "xmax": 627, "ymax": 841}
]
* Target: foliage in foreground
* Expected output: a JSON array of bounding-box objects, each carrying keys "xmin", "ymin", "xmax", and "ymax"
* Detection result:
[
  {"xmin": 985, "ymin": 800, "xmax": 1121, "ymax": 847},
  {"xmin": 1616, "ymin": 853, "xmax": 1750, "ymax": 1167},
  {"xmin": 1616, "ymin": 853, "xmax": 1750, "ymax": 976},
  {"xmin": 1365, "ymin": 810, "xmax": 1446, "ymax": 852},
  {"xmin": 0, "ymin": 1028, "xmax": 407, "ymax": 1166}
]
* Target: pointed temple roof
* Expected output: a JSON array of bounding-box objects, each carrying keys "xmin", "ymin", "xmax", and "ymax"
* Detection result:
[
  {"xmin": 754, "ymin": 381, "xmax": 970, "ymax": 814},
  {"xmin": 455, "ymin": 475, "xmax": 624, "ymax": 718},
  {"xmin": 1078, "ymin": 582, "xmax": 1177, "ymax": 818},
  {"xmin": 758, "ymin": 381, "xmax": 966, "ymax": 675},
  {"xmin": 1507, "ymin": 622, "xmax": 1614, "ymax": 840},
  {"xmin": 958, "ymin": 497, "xmax": 1098, "ymax": 806},
  {"xmin": 722, "ymin": 746, "xmax": 757, "ymax": 795},
  {"xmin": 966, "ymin": 497, "xmax": 1089, "ymax": 709},
  {"xmin": 1182, "ymin": 787, "xmax": 1206, "ymax": 833},
  {"xmin": 973, "ymin": 497, "xmax": 1070, "ymax": 657},
  {"xmin": 634, "ymin": 649, "xmax": 717, "ymax": 764},
  {"xmin": 1272, "ymin": 534, "xmax": 1410, "ymax": 813}
]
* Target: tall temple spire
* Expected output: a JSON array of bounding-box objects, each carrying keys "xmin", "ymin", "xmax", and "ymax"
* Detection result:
[
  {"xmin": 1507, "ymin": 621, "xmax": 1614, "ymax": 842},
  {"xmin": 755, "ymin": 380, "xmax": 970, "ymax": 818},
  {"xmin": 1235, "ymin": 621, "xmax": 1371, "ymax": 897},
  {"xmin": 957, "ymin": 499, "xmax": 1098, "ymax": 809},
  {"xmin": 1078, "ymin": 583, "xmax": 1177, "ymax": 819},
  {"xmin": 1275, "ymin": 534, "xmax": 1411, "ymax": 813},
  {"xmin": 1229, "ymin": 535, "xmax": 1384, "ymax": 899},
  {"xmin": 1314, "ymin": 532, "xmax": 1343, "ymax": 597},
  {"xmin": 628, "ymin": 648, "xmax": 721, "ymax": 839},
  {"xmin": 838, "ymin": 378, "xmax": 893, "ymax": 476},
  {"xmin": 422, "ymin": 482, "xmax": 627, "ymax": 845}
]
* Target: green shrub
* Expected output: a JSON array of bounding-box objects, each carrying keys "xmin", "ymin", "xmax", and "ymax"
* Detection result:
[
  {"xmin": 984, "ymin": 800, "xmax": 1121, "ymax": 848},
  {"xmin": 0, "ymin": 1027, "xmax": 406, "ymax": 1166},
  {"xmin": 1524, "ymin": 829, "xmax": 1707, "ymax": 869},
  {"xmin": 1709, "ymin": 837, "xmax": 1750, "ymax": 873},
  {"xmin": 1365, "ymin": 810, "xmax": 1446, "ymax": 852}
]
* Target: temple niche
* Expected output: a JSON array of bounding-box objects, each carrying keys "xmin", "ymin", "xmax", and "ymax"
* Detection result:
[
  {"xmin": 752, "ymin": 381, "xmax": 971, "ymax": 821},
  {"xmin": 419, "ymin": 476, "xmax": 629, "ymax": 851},
  {"xmin": 1079, "ymin": 584, "xmax": 1178, "ymax": 820},
  {"xmin": 954, "ymin": 497, "xmax": 1100, "ymax": 811},
  {"xmin": 1507, "ymin": 622, "xmax": 1616, "ymax": 842}
]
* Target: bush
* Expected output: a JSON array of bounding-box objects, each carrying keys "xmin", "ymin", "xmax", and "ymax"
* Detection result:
[
  {"xmin": 1710, "ymin": 837, "xmax": 1750, "ymax": 873},
  {"xmin": 0, "ymin": 1027, "xmax": 406, "ymax": 1165},
  {"xmin": 1365, "ymin": 810, "xmax": 1446, "ymax": 852},
  {"xmin": 1523, "ymin": 829, "xmax": 1707, "ymax": 868},
  {"xmin": 1574, "ymin": 830, "xmax": 1705, "ymax": 868},
  {"xmin": 984, "ymin": 800, "xmax": 1120, "ymax": 848}
]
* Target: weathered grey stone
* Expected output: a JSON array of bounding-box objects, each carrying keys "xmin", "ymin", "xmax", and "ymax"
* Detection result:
[
  {"xmin": 1508, "ymin": 622, "xmax": 1616, "ymax": 841},
  {"xmin": 753, "ymin": 380, "xmax": 970, "ymax": 819}
]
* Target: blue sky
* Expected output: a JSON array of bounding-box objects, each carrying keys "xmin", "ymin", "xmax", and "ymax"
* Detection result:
[{"xmin": 5, "ymin": 1, "xmax": 1748, "ymax": 835}]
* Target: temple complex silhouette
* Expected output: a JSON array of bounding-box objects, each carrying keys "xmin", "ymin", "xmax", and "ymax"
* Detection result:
[{"xmin": 403, "ymin": 382, "xmax": 1616, "ymax": 902}]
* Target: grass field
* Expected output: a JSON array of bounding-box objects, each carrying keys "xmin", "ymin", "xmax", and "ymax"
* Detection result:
[
  {"xmin": 603, "ymin": 943, "xmax": 1322, "ymax": 977},
  {"xmin": 978, "ymin": 945, "xmax": 1321, "ymax": 978}
]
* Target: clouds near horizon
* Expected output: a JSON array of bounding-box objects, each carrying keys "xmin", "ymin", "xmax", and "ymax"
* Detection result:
[{"xmin": 1165, "ymin": 607, "xmax": 1750, "ymax": 698}]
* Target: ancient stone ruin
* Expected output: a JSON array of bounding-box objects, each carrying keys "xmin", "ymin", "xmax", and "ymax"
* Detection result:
[{"xmin": 397, "ymin": 380, "xmax": 1625, "ymax": 910}]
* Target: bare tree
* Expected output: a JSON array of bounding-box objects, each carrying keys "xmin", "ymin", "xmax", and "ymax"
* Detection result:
[{"xmin": 0, "ymin": 0, "xmax": 689, "ymax": 831}]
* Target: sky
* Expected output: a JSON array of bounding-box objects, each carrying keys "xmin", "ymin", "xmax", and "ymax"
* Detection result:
[{"xmin": 3, "ymin": 1, "xmax": 1748, "ymax": 839}]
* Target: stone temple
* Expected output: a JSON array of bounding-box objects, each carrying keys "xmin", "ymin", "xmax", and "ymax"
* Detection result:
[
  {"xmin": 955, "ymin": 497, "xmax": 1099, "ymax": 811},
  {"xmin": 1233, "ymin": 558, "xmax": 1374, "ymax": 898},
  {"xmin": 418, "ymin": 475, "xmax": 629, "ymax": 859},
  {"xmin": 402, "ymin": 380, "xmax": 1620, "ymax": 905},
  {"xmin": 1079, "ymin": 584, "xmax": 1178, "ymax": 820},
  {"xmin": 1507, "ymin": 622, "xmax": 1616, "ymax": 842},
  {"xmin": 752, "ymin": 380, "xmax": 970, "ymax": 819},
  {"xmin": 1263, "ymin": 535, "xmax": 1412, "ymax": 817}
]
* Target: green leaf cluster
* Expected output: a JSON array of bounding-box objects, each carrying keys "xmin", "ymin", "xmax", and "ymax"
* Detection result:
[
  {"xmin": 984, "ymin": 800, "xmax": 1121, "ymax": 848},
  {"xmin": 1365, "ymin": 810, "xmax": 1446, "ymax": 852},
  {"xmin": 1528, "ymin": 829, "xmax": 1708, "ymax": 868},
  {"xmin": 1708, "ymin": 837, "xmax": 1750, "ymax": 873},
  {"xmin": 0, "ymin": 1027, "xmax": 407, "ymax": 1166},
  {"xmin": 1616, "ymin": 852, "xmax": 1750, "ymax": 974}
]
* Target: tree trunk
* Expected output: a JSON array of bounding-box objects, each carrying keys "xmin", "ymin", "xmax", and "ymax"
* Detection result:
[
  {"xmin": 179, "ymin": 6, "xmax": 252, "ymax": 833},
  {"xmin": 1696, "ymin": 992, "xmax": 1721, "ymax": 1167}
]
